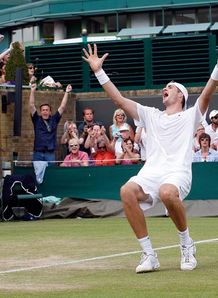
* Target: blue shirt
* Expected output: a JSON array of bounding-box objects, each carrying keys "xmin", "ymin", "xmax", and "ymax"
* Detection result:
[
  {"xmin": 31, "ymin": 111, "xmax": 61, "ymax": 152},
  {"xmin": 192, "ymin": 148, "xmax": 218, "ymax": 162}
]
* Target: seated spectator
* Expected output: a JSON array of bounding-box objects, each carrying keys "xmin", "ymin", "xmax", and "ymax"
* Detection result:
[
  {"xmin": 109, "ymin": 108, "xmax": 134, "ymax": 141},
  {"xmin": 27, "ymin": 63, "xmax": 37, "ymax": 84},
  {"xmin": 92, "ymin": 140, "xmax": 115, "ymax": 166},
  {"xmin": 205, "ymin": 110, "xmax": 218, "ymax": 149},
  {"xmin": 116, "ymin": 138, "xmax": 140, "ymax": 165},
  {"xmin": 61, "ymin": 121, "xmax": 83, "ymax": 146},
  {"xmin": 112, "ymin": 124, "xmax": 133, "ymax": 155},
  {"xmin": 39, "ymin": 75, "xmax": 62, "ymax": 89},
  {"xmin": 134, "ymin": 126, "xmax": 147, "ymax": 162},
  {"xmin": 193, "ymin": 133, "xmax": 218, "ymax": 162},
  {"xmin": 60, "ymin": 121, "xmax": 84, "ymax": 159},
  {"xmin": 60, "ymin": 139, "xmax": 89, "ymax": 167},
  {"xmin": 193, "ymin": 124, "xmax": 205, "ymax": 152},
  {"xmin": 84, "ymin": 124, "xmax": 112, "ymax": 156}
]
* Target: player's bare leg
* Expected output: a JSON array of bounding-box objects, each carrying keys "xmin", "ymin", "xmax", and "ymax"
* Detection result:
[
  {"xmin": 159, "ymin": 183, "xmax": 197, "ymax": 270},
  {"xmin": 121, "ymin": 182, "xmax": 160, "ymax": 273}
]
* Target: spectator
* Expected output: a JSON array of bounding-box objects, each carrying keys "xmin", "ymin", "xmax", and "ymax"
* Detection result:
[
  {"xmin": 60, "ymin": 138, "xmax": 89, "ymax": 167},
  {"xmin": 193, "ymin": 124, "xmax": 205, "ymax": 152},
  {"xmin": 61, "ymin": 121, "xmax": 83, "ymax": 145},
  {"xmin": 109, "ymin": 108, "xmax": 134, "ymax": 141},
  {"xmin": 84, "ymin": 124, "xmax": 112, "ymax": 156},
  {"xmin": 0, "ymin": 46, "xmax": 11, "ymax": 83},
  {"xmin": 112, "ymin": 123, "xmax": 132, "ymax": 155},
  {"xmin": 134, "ymin": 127, "xmax": 147, "ymax": 162},
  {"xmin": 205, "ymin": 110, "xmax": 218, "ymax": 148},
  {"xmin": 78, "ymin": 107, "xmax": 102, "ymax": 135},
  {"xmin": 92, "ymin": 139, "xmax": 115, "ymax": 166},
  {"xmin": 78, "ymin": 107, "xmax": 103, "ymax": 154},
  {"xmin": 193, "ymin": 133, "xmax": 218, "ymax": 162},
  {"xmin": 39, "ymin": 75, "xmax": 62, "ymax": 89},
  {"xmin": 27, "ymin": 63, "xmax": 37, "ymax": 84},
  {"xmin": 60, "ymin": 121, "xmax": 84, "ymax": 159},
  {"xmin": 29, "ymin": 82, "xmax": 72, "ymax": 163},
  {"xmin": 116, "ymin": 138, "xmax": 140, "ymax": 165}
]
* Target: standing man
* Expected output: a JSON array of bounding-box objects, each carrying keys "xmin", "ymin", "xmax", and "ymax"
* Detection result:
[
  {"xmin": 78, "ymin": 107, "xmax": 103, "ymax": 154},
  {"xmin": 78, "ymin": 107, "xmax": 103, "ymax": 135},
  {"xmin": 83, "ymin": 44, "xmax": 218, "ymax": 273},
  {"xmin": 29, "ymin": 83, "xmax": 72, "ymax": 163}
]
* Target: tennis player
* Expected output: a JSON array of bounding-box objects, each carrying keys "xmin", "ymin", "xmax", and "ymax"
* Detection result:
[{"xmin": 83, "ymin": 44, "xmax": 218, "ymax": 273}]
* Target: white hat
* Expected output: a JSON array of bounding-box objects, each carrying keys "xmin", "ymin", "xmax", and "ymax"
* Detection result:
[
  {"xmin": 171, "ymin": 82, "xmax": 188, "ymax": 102},
  {"xmin": 209, "ymin": 110, "xmax": 218, "ymax": 119},
  {"xmin": 119, "ymin": 124, "xmax": 129, "ymax": 131},
  {"xmin": 0, "ymin": 34, "xmax": 4, "ymax": 42},
  {"xmin": 40, "ymin": 75, "xmax": 55, "ymax": 86}
]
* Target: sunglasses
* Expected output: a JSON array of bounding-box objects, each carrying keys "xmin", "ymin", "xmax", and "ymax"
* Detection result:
[
  {"xmin": 69, "ymin": 144, "xmax": 78, "ymax": 147},
  {"xmin": 28, "ymin": 66, "xmax": 34, "ymax": 69},
  {"xmin": 116, "ymin": 114, "xmax": 124, "ymax": 117},
  {"xmin": 200, "ymin": 138, "xmax": 209, "ymax": 141},
  {"xmin": 212, "ymin": 116, "xmax": 218, "ymax": 119},
  {"xmin": 98, "ymin": 146, "xmax": 106, "ymax": 149}
]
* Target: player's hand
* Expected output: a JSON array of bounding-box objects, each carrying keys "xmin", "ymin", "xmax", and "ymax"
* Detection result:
[{"xmin": 82, "ymin": 44, "xmax": 109, "ymax": 73}]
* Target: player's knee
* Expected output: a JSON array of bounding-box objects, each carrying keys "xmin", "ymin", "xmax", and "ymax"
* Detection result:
[
  {"xmin": 120, "ymin": 183, "xmax": 129, "ymax": 200},
  {"xmin": 159, "ymin": 184, "xmax": 177, "ymax": 203},
  {"xmin": 120, "ymin": 183, "xmax": 135, "ymax": 205}
]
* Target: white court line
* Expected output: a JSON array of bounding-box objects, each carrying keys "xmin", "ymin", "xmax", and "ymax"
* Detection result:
[{"xmin": 0, "ymin": 238, "xmax": 217, "ymax": 275}]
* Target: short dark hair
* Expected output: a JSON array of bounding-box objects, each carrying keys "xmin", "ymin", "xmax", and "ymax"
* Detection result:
[
  {"xmin": 82, "ymin": 107, "xmax": 94, "ymax": 116},
  {"xmin": 40, "ymin": 103, "xmax": 52, "ymax": 111}
]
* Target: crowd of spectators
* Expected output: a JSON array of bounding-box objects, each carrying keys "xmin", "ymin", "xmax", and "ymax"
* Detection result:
[
  {"xmin": 2, "ymin": 40, "xmax": 218, "ymax": 168},
  {"xmin": 59, "ymin": 108, "xmax": 218, "ymax": 167}
]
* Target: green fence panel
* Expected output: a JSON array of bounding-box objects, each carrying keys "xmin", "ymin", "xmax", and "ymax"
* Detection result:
[
  {"xmin": 151, "ymin": 34, "xmax": 214, "ymax": 88},
  {"xmin": 26, "ymin": 43, "xmax": 84, "ymax": 88},
  {"xmin": 26, "ymin": 34, "xmax": 216, "ymax": 92},
  {"xmin": 14, "ymin": 163, "xmax": 218, "ymax": 201}
]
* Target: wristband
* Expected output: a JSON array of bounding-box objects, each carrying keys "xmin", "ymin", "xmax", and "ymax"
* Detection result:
[
  {"xmin": 95, "ymin": 69, "xmax": 110, "ymax": 85},
  {"xmin": 211, "ymin": 65, "xmax": 218, "ymax": 81}
]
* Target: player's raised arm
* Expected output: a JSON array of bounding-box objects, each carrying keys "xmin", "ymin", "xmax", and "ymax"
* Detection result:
[
  {"xmin": 198, "ymin": 62, "xmax": 218, "ymax": 115},
  {"xmin": 82, "ymin": 44, "xmax": 139, "ymax": 121}
]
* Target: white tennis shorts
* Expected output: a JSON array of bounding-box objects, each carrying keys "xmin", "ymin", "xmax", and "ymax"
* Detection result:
[{"xmin": 128, "ymin": 170, "xmax": 191, "ymax": 211}]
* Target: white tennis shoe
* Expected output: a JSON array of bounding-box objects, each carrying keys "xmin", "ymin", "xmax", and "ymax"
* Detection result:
[
  {"xmin": 136, "ymin": 252, "xmax": 160, "ymax": 273},
  {"xmin": 180, "ymin": 241, "xmax": 197, "ymax": 270}
]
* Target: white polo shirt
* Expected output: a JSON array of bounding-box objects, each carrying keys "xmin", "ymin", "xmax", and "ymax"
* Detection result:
[{"xmin": 129, "ymin": 100, "xmax": 203, "ymax": 206}]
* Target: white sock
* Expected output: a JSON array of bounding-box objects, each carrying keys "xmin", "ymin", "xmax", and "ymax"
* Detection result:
[
  {"xmin": 138, "ymin": 236, "xmax": 155, "ymax": 255},
  {"xmin": 178, "ymin": 228, "xmax": 192, "ymax": 246}
]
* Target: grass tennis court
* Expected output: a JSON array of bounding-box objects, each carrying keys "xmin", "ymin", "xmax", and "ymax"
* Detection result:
[{"xmin": 0, "ymin": 217, "xmax": 217, "ymax": 297}]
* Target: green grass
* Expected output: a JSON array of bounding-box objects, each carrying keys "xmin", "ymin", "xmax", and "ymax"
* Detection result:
[{"xmin": 0, "ymin": 217, "xmax": 217, "ymax": 297}]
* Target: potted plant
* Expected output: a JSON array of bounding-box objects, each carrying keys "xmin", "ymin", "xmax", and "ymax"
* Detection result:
[{"xmin": 5, "ymin": 41, "xmax": 29, "ymax": 85}]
